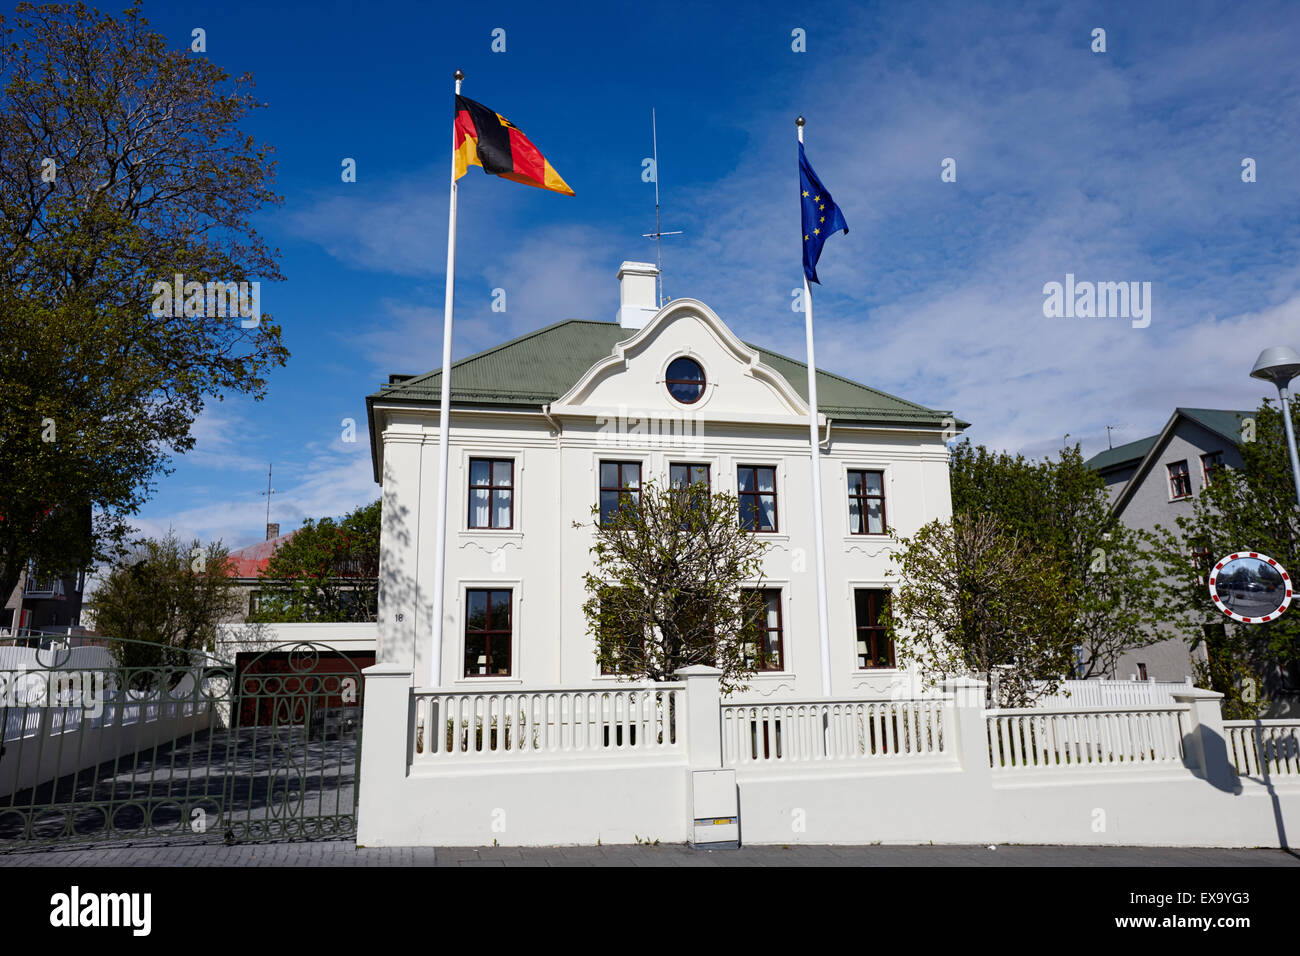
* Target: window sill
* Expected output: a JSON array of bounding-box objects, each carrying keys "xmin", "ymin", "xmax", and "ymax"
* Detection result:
[
  {"xmin": 458, "ymin": 530, "xmax": 524, "ymax": 540},
  {"xmin": 745, "ymin": 531, "xmax": 789, "ymax": 541},
  {"xmin": 453, "ymin": 677, "xmax": 523, "ymax": 686}
]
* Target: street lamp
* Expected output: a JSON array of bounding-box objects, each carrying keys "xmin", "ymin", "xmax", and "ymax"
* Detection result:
[{"xmin": 1250, "ymin": 346, "xmax": 1300, "ymax": 508}]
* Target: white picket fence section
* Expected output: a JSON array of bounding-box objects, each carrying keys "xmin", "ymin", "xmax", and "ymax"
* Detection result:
[
  {"xmin": 1, "ymin": 671, "xmax": 210, "ymax": 743},
  {"xmin": 1030, "ymin": 679, "xmax": 1191, "ymax": 709},
  {"xmin": 986, "ymin": 705, "xmax": 1187, "ymax": 770},
  {"xmin": 411, "ymin": 685, "xmax": 685, "ymax": 760},
  {"xmin": 0, "ymin": 644, "xmax": 113, "ymax": 673},
  {"xmin": 1224, "ymin": 720, "xmax": 1300, "ymax": 778},
  {"xmin": 721, "ymin": 699, "xmax": 948, "ymax": 766}
]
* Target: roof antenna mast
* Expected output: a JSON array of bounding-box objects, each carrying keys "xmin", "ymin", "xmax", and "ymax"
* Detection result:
[
  {"xmin": 260, "ymin": 463, "xmax": 276, "ymax": 526},
  {"xmin": 642, "ymin": 107, "xmax": 682, "ymax": 307}
]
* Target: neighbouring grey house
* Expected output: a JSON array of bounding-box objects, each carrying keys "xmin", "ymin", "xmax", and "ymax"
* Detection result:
[{"xmin": 1085, "ymin": 407, "xmax": 1250, "ymax": 683}]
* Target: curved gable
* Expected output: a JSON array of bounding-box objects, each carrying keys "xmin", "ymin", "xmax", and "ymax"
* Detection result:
[{"xmin": 549, "ymin": 299, "xmax": 809, "ymax": 422}]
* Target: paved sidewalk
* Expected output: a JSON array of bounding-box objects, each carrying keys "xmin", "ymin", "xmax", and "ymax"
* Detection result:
[{"xmin": 0, "ymin": 840, "xmax": 1296, "ymax": 866}]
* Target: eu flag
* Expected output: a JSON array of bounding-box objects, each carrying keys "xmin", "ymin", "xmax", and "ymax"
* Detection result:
[{"xmin": 800, "ymin": 142, "xmax": 848, "ymax": 284}]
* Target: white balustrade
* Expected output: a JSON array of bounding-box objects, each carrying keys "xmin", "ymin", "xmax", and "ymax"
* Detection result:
[
  {"xmin": 411, "ymin": 685, "xmax": 685, "ymax": 760},
  {"xmin": 985, "ymin": 705, "xmax": 1186, "ymax": 770},
  {"xmin": 1223, "ymin": 720, "xmax": 1300, "ymax": 778},
  {"xmin": 721, "ymin": 699, "xmax": 947, "ymax": 766}
]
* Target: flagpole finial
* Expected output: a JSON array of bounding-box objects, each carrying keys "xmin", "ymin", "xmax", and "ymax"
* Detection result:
[
  {"xmin": 796, "ymin": 115, "xmax": 805, "ymax": 127},
  {"xmin": 454, "ymin": 69, "xmax": 465, "ymax": 81}
]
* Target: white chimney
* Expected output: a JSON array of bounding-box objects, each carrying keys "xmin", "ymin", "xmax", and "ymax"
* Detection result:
[{"xmin": 616, "ymin": 261, "xmax": 659, "ymax": 330}]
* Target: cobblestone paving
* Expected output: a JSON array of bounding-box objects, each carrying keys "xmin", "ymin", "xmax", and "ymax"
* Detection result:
[{"xmin": 0, "ymin": 841, "xmax": 1296, "ymax": 866}]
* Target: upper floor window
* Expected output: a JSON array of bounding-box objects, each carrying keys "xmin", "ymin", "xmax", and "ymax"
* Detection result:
[
  {"xmin": 664, "ymin": 357, "xmax": 706, "ymax": 404},
  {"xmin": 468, "ymin": 458, "xmax": 513, "ymax": 529},
  {"xmin": 669, "ymin": 462, "xmax": 710, "ymax": 491},
  {"xmin": 464, "ymin": 588, "xmax": 512, "ymax": 677},
  {"xmin": 1201, "ymin": 451, "xmax": 1224, "ymax": 488},
  {"xmin": 848, "ymin": 469, "xmax": 886, "ymax": 535},
  {"xmin": 738, "ymin": 466, "xmax": 778, "ymax": 532},
  {"xmin": 599, "ymin": 461, "xmax": 641, "ymax": 526},
  {"xmin": 742, "ymin": 588, "xmax": 784, "ymax": 671},
  {"xmin": 1167, "ymin": 460, "xmax": 1191, "ymax": 499},
  {"xmin": 855, "ymin": 588, "xmax": 894, "ymax": 669}
]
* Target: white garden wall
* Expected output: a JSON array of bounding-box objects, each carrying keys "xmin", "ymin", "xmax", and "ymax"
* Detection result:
[{"xmin": 357, "ymin": 668, "xmax": 1300, "ymax": 849}]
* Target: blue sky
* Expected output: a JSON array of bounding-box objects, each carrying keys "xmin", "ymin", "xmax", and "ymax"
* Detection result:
[{"xmin": 94, "ymin": 0, "xmax": 1300, "ymax": 552}]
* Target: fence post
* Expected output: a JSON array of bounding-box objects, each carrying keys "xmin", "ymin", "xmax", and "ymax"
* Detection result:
[
  {"xmin": 675, "ymin": 665, "xmax": 724, "ymax": 768},
  {"xmin": 940, "ymin": 677, "xmax": 991, "ymax": 782},
  {"xmin": 1170, "ymin": 687, "xmax": 1235, "ymax": 789},
  {"xmin": 355, "ymin": 663, "xmax": 413, "ymax": 847}
]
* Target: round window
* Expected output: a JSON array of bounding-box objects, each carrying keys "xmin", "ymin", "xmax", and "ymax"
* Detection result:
[{"xmin": 665, "ymin": 357, "xmax": 706, "ymax": 404}]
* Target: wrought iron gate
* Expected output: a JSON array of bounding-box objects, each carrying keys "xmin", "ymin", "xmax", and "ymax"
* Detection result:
[{"xmin": 0, "ymin": 639, "xmax": 363, "ymax": 846}]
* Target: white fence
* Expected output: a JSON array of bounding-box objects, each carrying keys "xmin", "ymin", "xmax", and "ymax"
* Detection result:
[
  {"xmin": 985, "ymin": 705, "xmax": 1187, "ymax": 770},
  {"xmin": 0, "ymin": 644, "xmax": 113, "ymax": 674},
  {"xmin": 1030, "ymin": 679, "xmax": 1190, "ymax": 709},
  {"xmin": 721, "ymin": 699, "xmax": 947, "ymax": 766},
  {"xmin": 1224, "ymin": 720, "xmax": 1300, "ymax": 778},
  {"xmin": 412, "ymin": 685, "xmax": 685, "ymax": 760}
]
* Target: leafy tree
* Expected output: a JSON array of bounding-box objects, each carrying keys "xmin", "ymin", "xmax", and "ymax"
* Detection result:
[
  {"xmin": 576, "ymin": 480, "xmax": 769, "ymax": 694},
  {"xmin": 884, "ymin": 513, "xmax": 1077, "ymax": 707},
  {"xmin": 250, "ymin": 500, "xmax": 380, "ymax": 623},
  {"xmin": 950, "ymin": 441, "xmax": 1168, "ymax": 678},
  {"xmin": 0, "ymin": 2, "xmax": 287, "ymax": 613},
  {"xmin": 1150, "ymin": 397, "xmax": 1300, "ymax": 717},
  {"xmin": 90, "ymin": 531, "xmax": 241, "ymax": 673}
]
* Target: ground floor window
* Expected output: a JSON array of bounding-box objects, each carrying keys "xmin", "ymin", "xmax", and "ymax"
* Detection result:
[
  {"xmin": 855, "ymin": 588, "xmax": 894, "ymax": 668},
  {"xmin": 464, "ymin": 588, "xmax": 512, "ymax": 677},
  {"xmin": 597, "ymin": 586, "xmax": 644, "ymax": 675},
  {"xmin": 742, "ymin": 588, "xmax": 784, "ymax": 671}
]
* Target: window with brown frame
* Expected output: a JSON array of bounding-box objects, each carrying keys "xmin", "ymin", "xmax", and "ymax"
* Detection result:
[
  {"xmin": 1168, "ymin": 460, "xmax": 1191, "ymax": 498},
  {"xmin": 742, "ymin": 588, "xmax": 784, "ymax": 671},
  {"xmin": 599, "ymin": 461, "xmax": 641, "ymax": 526},
  {"xmin": 1191, "ymin": 545, "xmax": 1212, "ymax": 584},
  {"xmin": 464, "ymin": 588, "xmax": 512, "ymax": 677},
  {"xmin": 597, "ymin": 586, "xmax": 644, "ymax": 676},
  {"xmin": 1201, "ymin": 451, "xmax": 1224, "ymax": 488},
  {"xmin": 468, "ymin": 458, "xmax": 514, "ymax": 529},
  {"xmin": 847, "ymin": 469, "xmax": 886, "ymax": 535},
  {"xmin": 854, "ymin": 588, "xmax": 894, "ymax": 669},
  {"xmin": 738, "ymin": 465, "xmax": 778, "ymax": 532},
  {"xmin": 669, "ymin": 462, "xmax": 710, "ymax": 491}
]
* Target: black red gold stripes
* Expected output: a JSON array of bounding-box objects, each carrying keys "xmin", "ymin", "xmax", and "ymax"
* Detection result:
[{"xmin": 454, "ymin": 95, "xmax": 574, "ymax": 196}]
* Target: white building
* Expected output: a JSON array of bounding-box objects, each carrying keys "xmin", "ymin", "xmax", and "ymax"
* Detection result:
[{"xmin": 365, "ymin": 262, "xmax": 963, "ymax": 699}]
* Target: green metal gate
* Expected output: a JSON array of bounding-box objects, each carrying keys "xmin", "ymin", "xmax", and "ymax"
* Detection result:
[{"xmin": 0, "ymin": 639, "xmax": 363, "ymax": 846}]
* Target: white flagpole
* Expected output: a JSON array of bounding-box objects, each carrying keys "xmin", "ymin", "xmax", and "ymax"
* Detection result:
[
  {"xmin": 797, "ymin": 115, "xmax": 834, "ymax": 698},
  {"xmin": 429, "ymin": 69, "xmax": 464, "ymax": 688}
]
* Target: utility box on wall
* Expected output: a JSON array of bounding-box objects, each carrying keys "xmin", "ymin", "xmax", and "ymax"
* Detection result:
[{"xmin": 691, "ymin": 769, "xmax": 739, "ymax": 848}]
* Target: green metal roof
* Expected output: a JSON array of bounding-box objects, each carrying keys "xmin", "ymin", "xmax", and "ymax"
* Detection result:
[
  {"xmin": 1085, "ymin": 436, "xmax": 1158, "ymax": 472},
  {"xmin": 368, "ymin": 318, "xmax": 961, "ymax": 427},
  {"xmin": 1176, "ymin": 407, "xmax": 1251, "ymax": 445}
]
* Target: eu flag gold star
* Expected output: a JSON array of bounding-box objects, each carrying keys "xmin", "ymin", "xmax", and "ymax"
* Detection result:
[
  {"xmin": 813, "ymin": 227, "xmax": 820, "ymax": 235},
  {"xmin": 814, "ymin": 195, "xmax": 820, "ymax": 201},
  {"xmin": 802, "ymin": 190, "xmax": 809, "ymax": 197},
  {"xmin": 819, "ymin": 204, "xmax": 825, "ymax": 211},
  {"xmin": 804, "ymin": 234, "xmax": 809, "ymax": 241},
  {"xmin": 819, "ymin": 216, "xmax": 824, "ymax": 223}
]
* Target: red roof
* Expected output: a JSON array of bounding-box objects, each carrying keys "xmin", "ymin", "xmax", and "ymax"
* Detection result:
[{"xmin": 227, "ymin": 531, "xmax": 297, "ymax": 578}]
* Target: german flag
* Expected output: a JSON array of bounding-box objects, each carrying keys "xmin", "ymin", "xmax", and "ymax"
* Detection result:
[{"xmin": 454, "ymin": 95, "xmax": 574, "ymax": 196}]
